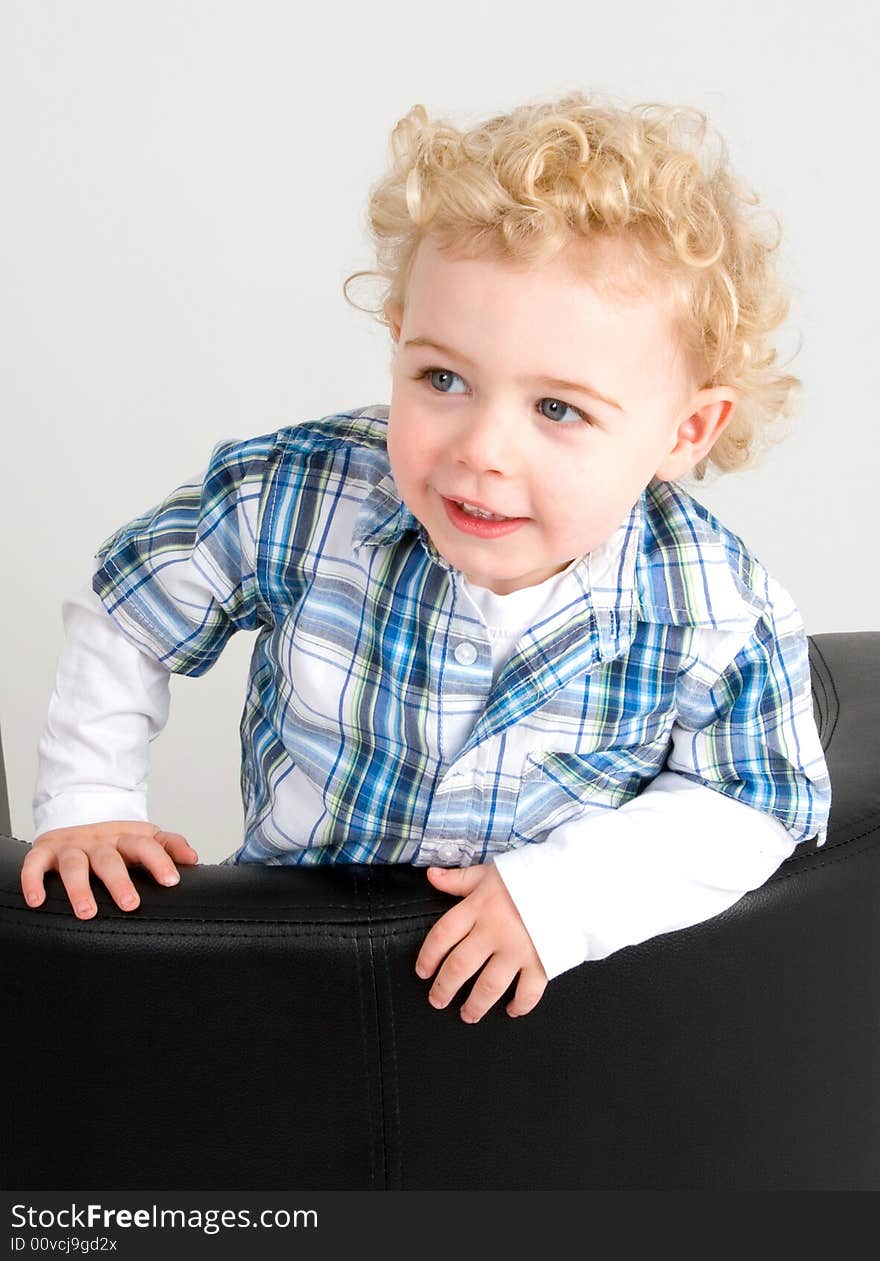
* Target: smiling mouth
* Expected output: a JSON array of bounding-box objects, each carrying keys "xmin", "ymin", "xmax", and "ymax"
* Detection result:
[
  {"xmin": 454, "ymin": 500, "xmax": 514, "ymax": 522},
  {"xmin": 440, "ymin": 495, "xmax": 528, "ymax": 538}
]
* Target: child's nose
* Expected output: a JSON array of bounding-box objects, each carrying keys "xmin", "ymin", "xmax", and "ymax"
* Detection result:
[{"xmin": 449, "ymin": 404, "xmax": 518, "ymax": 476}]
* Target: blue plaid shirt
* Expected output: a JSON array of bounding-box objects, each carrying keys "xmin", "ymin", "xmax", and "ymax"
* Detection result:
[{"xmin": 91, "ymin": 403, "xmax": 831, "ymax": 873}]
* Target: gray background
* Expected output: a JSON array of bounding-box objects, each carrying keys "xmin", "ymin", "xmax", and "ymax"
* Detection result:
[{"xmin": 3, "ymin": 0, "xmax": 877, "ymax": 859}]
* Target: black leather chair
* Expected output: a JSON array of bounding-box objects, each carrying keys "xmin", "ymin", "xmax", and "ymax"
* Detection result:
[{"xmin": 2, "ymin": 632, "xmax": 879, "ymax": 1191}]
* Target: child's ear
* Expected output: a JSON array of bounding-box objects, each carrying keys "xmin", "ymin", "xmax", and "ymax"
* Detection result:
[
  {"xmin": 654, "ymin": 388, "xmax": 738, "ymax": 482},
  {"xmin": 385, "ymin": 300, "xmax": 403, "ymax": 343}
]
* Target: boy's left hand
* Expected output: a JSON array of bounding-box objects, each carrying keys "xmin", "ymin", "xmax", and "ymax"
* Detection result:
[{"xmin": 415, "ymin": 862, "xmax": 548, "ymax": 1023}]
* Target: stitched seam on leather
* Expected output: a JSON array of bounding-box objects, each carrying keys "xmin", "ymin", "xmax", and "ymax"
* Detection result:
[
  {"xmin": 809, "ymin": 638, "xmax": 840, "ymax": 749},
  {"xmin": 807, "ymin": 636, "xmax": 827, "ymax": 735},
  {"xmin": 364, "ymin": 875, "xmax": 388, "ymax": 1190},
  {"xmin": 776, "ymin": 811, "xmax": 880, "ymax": 871},
  {"xmin": 0, "ymin": 919, "xmax": 430, "ymax": 941},
  {"xmin": 769, "ymin": 823, "xmax": 880, "ymax": 884},
  {"xmin": 352, "ymin": 912, "xmax": 377, "ymax": 1191},
  {"xmin": 382, "ymin": 928, "xmax": 403, "ymax": 1190},
  {"xmin": 822, "ymin": 806, "xmax": 880, "ymax": 832},
  {"xmin": 0, "ymin": 897, "xmax": 447, "ymax": 923}
]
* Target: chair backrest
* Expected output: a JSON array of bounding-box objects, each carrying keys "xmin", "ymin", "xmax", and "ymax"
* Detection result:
[{"xmin": 2, "ymin": 631, "xmax": 879, "ymax": 1191}]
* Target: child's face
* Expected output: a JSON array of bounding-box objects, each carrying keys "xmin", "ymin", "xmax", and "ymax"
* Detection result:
[{"xmin": 385, "ymin": 233, "xmax": 734, "ymax": 595}]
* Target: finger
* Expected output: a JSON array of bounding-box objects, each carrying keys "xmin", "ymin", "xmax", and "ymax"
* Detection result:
[
  {"xmin": 506, "ymin": 968, "xmax": 548, "ymax": 1018},
  {"xmin": 425, "ymin": 865, "xmax": 484, "ymax": 896},
  {"xmin": 20, "ymin": 846, "xmax": 55, "ymax": 908},
  {"xmin": 56, "ymin": 849, "xmax": 98, "ymax": 919},
  {"xmin": 428, "ymin": 933, "xmax": 491, "ymax": 1009},
  {"xmin": 460, "ymin": 957, "xmax": 520, "ymax": 1025},
  {"xmin": 154, "ymin": 831, "xmax": 199, "ymax": 863},
  {"xmin": 116, "ymin": 834, "xmax": 184, "ymax": 887},
  {"xmin": 415, "ymin": 901, "xmax": 477, "ymax": 979},
  {"xmin": 88, "ymin": 846, "xmax": 144, "ymax": 912}
]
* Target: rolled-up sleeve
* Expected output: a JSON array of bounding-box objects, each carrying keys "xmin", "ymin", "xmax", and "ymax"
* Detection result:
[
  {"xmin": 666, "ymin": 578, "xmax": 831, "ymax": 846},
  {"xmin": 92, "ymin": 435, "xmax": 274, "ymax": 677}
]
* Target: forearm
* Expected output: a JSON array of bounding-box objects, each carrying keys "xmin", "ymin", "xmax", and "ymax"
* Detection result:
[
  {"xmin": 492, "ymin": 772, "xmax": 798, "ymax": 980},
  {"xmin": 32, "ymin": 567, "xmax": 172, "ymax": 837}
]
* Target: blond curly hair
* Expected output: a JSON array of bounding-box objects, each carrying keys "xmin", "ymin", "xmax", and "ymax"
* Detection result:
[{"xmin": 343, "ymin": 91, "xmax": 802, "ymax": 481}]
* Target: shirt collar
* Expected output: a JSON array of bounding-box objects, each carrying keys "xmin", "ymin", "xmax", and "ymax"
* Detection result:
[
  {"xmin": 633, "ymin": 478, "xmax": 766, "ymax": 632},
  {"xmin": 352, "ymin": 471, "xmax": 425, "ymax": 550},
  {"xmin": 352, "ymin": 471, "xmax": 456, "ymax": 571}
]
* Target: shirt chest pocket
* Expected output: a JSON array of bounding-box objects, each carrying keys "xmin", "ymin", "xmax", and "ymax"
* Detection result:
[{"xmin": 510, "ymin": 746, "xmax": 668, "ymax": 844}]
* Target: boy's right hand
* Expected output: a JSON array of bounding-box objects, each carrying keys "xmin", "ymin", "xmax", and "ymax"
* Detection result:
[{"xmin": 21, "ymin": 822, "xmax": 199, "ymax": 919}]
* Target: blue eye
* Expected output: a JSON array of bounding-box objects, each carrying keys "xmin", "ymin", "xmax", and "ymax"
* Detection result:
[
  {"xmin": 538, "ymin": 398, "xmax": 588, "ymax": 425},
  {"xmin": 417, "ymin": 367, "xmax": 466, "ymax": 394}
]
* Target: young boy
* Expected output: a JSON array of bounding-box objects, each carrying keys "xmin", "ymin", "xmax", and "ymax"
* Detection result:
[{"xmin": 24, "ymin": 91, "xmax": 831, "ymax": 1025}]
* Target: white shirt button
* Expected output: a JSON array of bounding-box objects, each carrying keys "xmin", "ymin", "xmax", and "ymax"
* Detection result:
[
  {"xmin": 453, "ymin": 640, "xmax": 478, "ymax": 666},
  {"xmin": 437, "ymin": 842, "xmax": 462, "ymax": 864}
]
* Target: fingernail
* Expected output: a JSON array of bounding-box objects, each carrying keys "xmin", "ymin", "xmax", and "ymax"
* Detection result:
[
  {"xmin": 120, "ymin": 895, "xmax": 137, "ymax": 910},
  {"xmin": 415, "ymin": 965, "xmax": 428, "ymax": 978},
  {"xmin": 76, "ymin": 901, "xmax": 93, "ymax": 916},
  {"xmin": 25, "ymin": 893, "xmax": 40, "ymax": 907},
  {"xmin": 162, "ymin": 872, "xmax": 180, "ymax": 886}
]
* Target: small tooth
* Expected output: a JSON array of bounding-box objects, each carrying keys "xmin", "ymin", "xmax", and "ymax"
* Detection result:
[{"xmin": 460, "ymin": 501, "xmax": 505, "ymax": 520}]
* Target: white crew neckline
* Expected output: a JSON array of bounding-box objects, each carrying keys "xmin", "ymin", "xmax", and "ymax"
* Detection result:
[{"xmin": 460, "ymin": 557, "xmax": 582, "ymax": 631}]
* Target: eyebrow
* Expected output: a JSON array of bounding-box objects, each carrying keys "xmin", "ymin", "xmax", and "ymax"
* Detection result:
[{"xmin": 403, "ymin": 336, "xmax": 624, "ymax": 412}]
